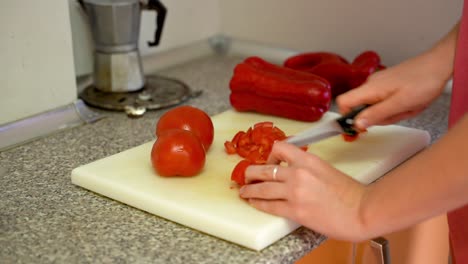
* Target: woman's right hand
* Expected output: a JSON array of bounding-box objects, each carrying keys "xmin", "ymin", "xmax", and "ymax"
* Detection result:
[{"xmin": 337, "ymin": 52, "xmax": 451, "ymax": 130}]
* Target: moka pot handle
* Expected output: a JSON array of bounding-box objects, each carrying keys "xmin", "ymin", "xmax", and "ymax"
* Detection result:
[{"xmin": 144, "ymin": 0, "xmax": 167, "ymax": 47}]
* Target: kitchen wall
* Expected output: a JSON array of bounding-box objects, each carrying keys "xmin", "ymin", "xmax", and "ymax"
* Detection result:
[
  {"xmin": 219, "ymin": 0, "xmax": 463, "ymax": 66},
  {"xmin": 0, "ymin": 0, "xmax": 77, "ymax": 125},
  {"xmin": 71, "ymin": 0, "xmax": 463, "ymax": 75},
  {"xmin": 2, "ymin": 0, "xmax": 463, "ymax": 126}
]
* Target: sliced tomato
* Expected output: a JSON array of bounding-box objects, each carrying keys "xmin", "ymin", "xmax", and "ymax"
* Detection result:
[
  {"xmin": 225, "ymin": 121, "xmax": 288, "ymax": 164},
  {"xmin": 254, "ymin": 121, "xmax": 273, "ymax": 129},
  {"xmin": 342, "ymin": 129, "xmax": 366, "ymax": 142},
  {"xmin": 236, "ymin": 148, "xmax": 251, "ymax": 159},
  {"xmin": 342, "ymin": 133, "xmax": 359, "ymax": 142},
  {"xmin": 237, "ymin": 128, "xmax": 251, "ymax": 147},
  {"xmin": 227, "ymin": 122, "xmax": 311, "ymax": 186},
  {"xmin": 231, "ymin": 131, "xmax": 245, "ymax": 147},
  {"xmin": 250, "ymin": 126, "xmax": 264, "ymax": 143},
  {"xmin": 224, "ymin": 141, "xmax": 237, "ymax": 154},
  {"xmin": 300, "ymin": 145, "xmax": 309, "ymax": 151},
  {"xmin": 231, "ymin": 159, "xmax": 253, "ymax": 186},
  {"xmin": 271, "ymin": 127, "xmax": 287, "ymax": 139},
  {"xmin": 245, "ymin": 149, "xmax": 265, "ymax": 164}
]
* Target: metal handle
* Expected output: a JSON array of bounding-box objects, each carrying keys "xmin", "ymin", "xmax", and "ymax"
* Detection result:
[
  {"xmin": 145, "ymin": 0, "xmax": 167, "ymax": 47},
  {"xmin": 368, "ymin": 237, "xmax": 391, "ymax": 264},
  {"xmin": 354, "ymin": 237, "xmax": 390, "ymax": 264}
]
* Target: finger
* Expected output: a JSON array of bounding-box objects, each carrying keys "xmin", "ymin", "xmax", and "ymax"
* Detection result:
[
  {"xmin": 265, "ymin": 141, "xmax": 309, "ymax": 166},
  {"xmin": 239, "ymin": 181, "xmax": 289, "ymax": 200},
  {"xmin": 378, "ymin": 107, "xmax": 425, "ymax": 125},
  {"xmin": 267, "ymin": 141, "xmax": 327, "ymax": 172},
  {"xmin": 336, "ymin": 82, "xmax": 388, "ymax": 114},
  {"xmin": 354, "ymin": 95, "xmax": 418, "ymax": 129},
  {"xmin": 246, "ymin": 198, "xmax": 291, "ymax": 218},
  {"xmin": 245, "ymin": 164, "xmax": 289, "ymax": 183}
]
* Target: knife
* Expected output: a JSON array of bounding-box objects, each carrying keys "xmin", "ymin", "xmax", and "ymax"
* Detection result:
[{"xmin": 285, "ymin": 105, "xmax": 369, "ymax": 147}]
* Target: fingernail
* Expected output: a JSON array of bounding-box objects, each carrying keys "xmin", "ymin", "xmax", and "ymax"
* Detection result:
[{"xmin": 355, "ymin": 118, "xmax": 369, "ymax": 130}]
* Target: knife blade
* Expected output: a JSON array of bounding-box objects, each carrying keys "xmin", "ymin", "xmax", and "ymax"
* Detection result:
[{"xmin": 285, "ymin": 105, "xmax": 369, "ymax": 147}]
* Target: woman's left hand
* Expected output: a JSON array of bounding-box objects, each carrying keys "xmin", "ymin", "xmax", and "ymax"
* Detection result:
[{"xmin": 239, "ymin": 141, "xmax": 369, "ymax": 241}]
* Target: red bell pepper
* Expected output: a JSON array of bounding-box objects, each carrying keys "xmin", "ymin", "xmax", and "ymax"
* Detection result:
[
  {"xmin": 283, "ymin": 52, "xmax": 349, "ymax": 70},
  {"xmin": 284, "ymin": 51, "xmax": 385, "ymax": 97},
  {"xmin": 229, "ymin": 56, "xmax": 332, "ymax": 122},
  {"xmin": 349, "ymin": 51, "xmax": 386, "ymax": 88}
]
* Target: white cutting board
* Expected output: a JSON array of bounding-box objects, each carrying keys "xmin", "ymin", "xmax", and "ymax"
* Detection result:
[{"xmin": 71, "ymin": 110, "xmax": 430, "ymax": 251}]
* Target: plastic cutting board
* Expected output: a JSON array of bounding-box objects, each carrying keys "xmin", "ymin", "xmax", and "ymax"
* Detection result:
[{"xmin": 71, "ymin": 110, "xmax": 431, "ymax": 250}]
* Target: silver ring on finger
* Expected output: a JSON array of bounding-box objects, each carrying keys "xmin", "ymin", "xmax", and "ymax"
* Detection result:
[{"xmin": 272, "ymin": 166, "xmax": 279, "ymax": 181}]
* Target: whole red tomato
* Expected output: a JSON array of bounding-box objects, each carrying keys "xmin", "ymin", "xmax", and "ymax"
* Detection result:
[
  {"xmin": 151, "ymin": 129, "xmax": 206, "ymax": 177},
  {"xmin": 156, "ymin": 106, "xmax": 214, "ymax": 151}
]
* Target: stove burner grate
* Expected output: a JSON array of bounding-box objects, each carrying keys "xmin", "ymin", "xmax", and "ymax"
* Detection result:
[{"xmin": 79, "ymin": 75, "xmax": 201, "ymax": 117}]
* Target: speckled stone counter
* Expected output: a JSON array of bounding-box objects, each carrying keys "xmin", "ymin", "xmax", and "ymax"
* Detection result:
[{"xmin": 0, "ymin": 55, "xmax": 450, "ymax": 263}]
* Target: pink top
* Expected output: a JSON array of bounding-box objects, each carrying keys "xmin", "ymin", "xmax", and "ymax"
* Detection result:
[{"xmin": 447, "ymin": 0, "xmax": 468, "ymax": 262}]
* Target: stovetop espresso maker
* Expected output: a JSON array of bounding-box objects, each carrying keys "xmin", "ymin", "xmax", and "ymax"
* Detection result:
[{"xmin": 79, "ymin": 0, "xmax": 198, "ymax": 116}]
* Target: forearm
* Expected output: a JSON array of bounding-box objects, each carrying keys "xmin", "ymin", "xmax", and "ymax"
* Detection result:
[
  {"xmin": 419, "ymin": 22, "xmax": 459, "ymax": 84},
  {"xmin": 359, "ymin": 114, "xmax": 468, "ymax": 238}
]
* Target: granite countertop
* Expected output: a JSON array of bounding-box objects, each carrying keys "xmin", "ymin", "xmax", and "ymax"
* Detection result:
[{"xmin": 0, "ymin": 55, "xmax": 450, "ymax": 263}]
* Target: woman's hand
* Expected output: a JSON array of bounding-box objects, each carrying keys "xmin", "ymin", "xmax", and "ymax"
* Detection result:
[
  {"xmin": 239, "ymin": 141, "xmax": 368, "ymax": 241},
  {"xmin": 338, "ymin": 50, "xmax": 453, "ymax": 130}
]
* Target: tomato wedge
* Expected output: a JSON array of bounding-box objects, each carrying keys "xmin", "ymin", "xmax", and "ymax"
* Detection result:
[
  {"xmin": 342, "ymin": 133, "xmax": 359, "ymax": 142},
  {"xmin": 224, "ymin": 141, "xmax": 237, "ymax": 154},
  {"xmin": 224, "ymin": 121, "xmax": 287, "ymax": 164},
  {"xmin": 226, "ymin": 121, "xmax": 314, "ymax": 186},
  {"xmin": 342, "ymin": 129, "xmax": 367, "ymax": 142},
  {"xmin": 231, "ymin": 159, "xmax": 253, "ymax": 186}
]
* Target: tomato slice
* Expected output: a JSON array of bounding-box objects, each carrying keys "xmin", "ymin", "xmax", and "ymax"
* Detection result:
[
  {"xmin": 254, "ymin": 121, "xmax": 274, "ymax": 129},
  {"xmin": 224, "ymin": 141, "xmax": 237, "ymax": 154},
  {"xmin": 342, "ymin": 133, "xmax": 358, "ymax": 142},
  {"xmin": 225, "ymin": 121, "xmax": 288, "ymax": 164},
  {"xmin": 231, "ymin": 131, "xmax": 245, "ymax": 147},
  {"xmin": 342, "ymin": 129, "xmax": 366, "ymax": 142},
  {"xmin": 227, "ymin": 122, "xmax": 312, "ymax": 186},
  {"xmin": 250, "ymin": 126, "xmax": 264, "ymax": 143},
  {"xmin": 245, "ymin": 149, "xmax": 266, "ymax": 165},
  {"xmin": 231, "ymin": 159, "xmax": 253, "ymax": 186}
]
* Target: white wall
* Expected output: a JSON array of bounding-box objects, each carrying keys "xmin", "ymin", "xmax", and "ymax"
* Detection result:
[
  {"xmin": 219, "ymin": 0, "xmax": 463, "ymax": 66},
  {"xmin": 0, "ymin": 0, "xmax": 77, "ymax": 125},
  {"xmin": 72, "ymin": 0, "xmax": 463, "ymax": 74}
]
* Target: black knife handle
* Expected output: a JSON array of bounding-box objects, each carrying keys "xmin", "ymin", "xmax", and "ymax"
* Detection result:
[{"xmin": 336, "ymin": 105, "xmax": 370, "ymax": 136}]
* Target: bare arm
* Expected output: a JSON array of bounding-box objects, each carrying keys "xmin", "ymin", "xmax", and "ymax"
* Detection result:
[
  {"xmin": 239, "ymin": 22, "xmax": 467, "ymax": 242},
  {"xmin": 360, "ymin": 115, "xmax": 468, "ymax": 238}
]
